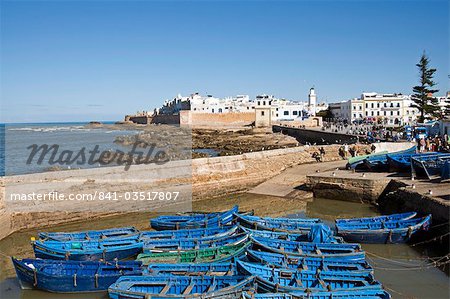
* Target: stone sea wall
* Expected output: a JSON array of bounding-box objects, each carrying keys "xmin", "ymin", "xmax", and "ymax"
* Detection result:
[{"xmin": 0, "ymin": 144, "xmax": 349, "ymax": 240}]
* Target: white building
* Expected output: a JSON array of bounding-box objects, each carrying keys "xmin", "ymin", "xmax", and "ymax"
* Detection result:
[
  {"xmin": 155, "ymin": 88, "xmax": 328, "ymax": 123},
  {"xmin": 156, "ymin": 93, "xmax": 255, "ymax": 115},
  {"xmin": 329, "ymin": 92, "xmax": 420, "ymax": 126}
]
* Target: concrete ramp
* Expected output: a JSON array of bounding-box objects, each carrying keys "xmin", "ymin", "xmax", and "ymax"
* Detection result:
[{"xmin": 248, "ymin": 160, "xmax": 346, "ymax": 199}]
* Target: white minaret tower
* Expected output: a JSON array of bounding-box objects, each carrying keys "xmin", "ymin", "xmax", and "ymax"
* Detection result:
[{"xmin": 308, "ymin": 87, "xmax": 317, "ymax": 116}]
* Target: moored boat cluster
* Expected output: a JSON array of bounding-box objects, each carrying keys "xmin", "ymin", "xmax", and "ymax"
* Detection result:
[
  {"xmin": 12, "ymin": 205, "xmax": 431, "ymax": 298},
  {"xmin": 347, "ymin": 145, "xmax": 450, "ymax": 180}
]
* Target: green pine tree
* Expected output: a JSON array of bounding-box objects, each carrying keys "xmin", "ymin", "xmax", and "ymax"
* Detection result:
[{"xmin": 411, "ymin": 53, "xmax": 440, "ymax": 122}]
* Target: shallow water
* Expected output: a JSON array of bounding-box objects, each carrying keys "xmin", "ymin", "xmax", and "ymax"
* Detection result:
[{"xmin": 0, "ymin": 196, "xmax": 448, "ymax": 299}]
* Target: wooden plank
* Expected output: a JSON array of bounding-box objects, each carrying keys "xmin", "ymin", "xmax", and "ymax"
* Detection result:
[{"xmin": 160, "ymin": 282, "xmax": 172, "ymax": 295}]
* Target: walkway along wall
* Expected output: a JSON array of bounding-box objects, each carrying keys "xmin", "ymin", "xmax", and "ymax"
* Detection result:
[{"xmin": 273, "ymin": 125, "xmax": 362, "ymax": 145}]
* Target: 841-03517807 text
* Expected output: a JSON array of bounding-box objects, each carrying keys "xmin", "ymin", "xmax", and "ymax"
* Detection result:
[
  {"xmin": 98, "ymin": 191, "xmax": 180, "ymax": 201},
  {"xmin": 9, "ymin": 191, "xmax": 180, "ymax": 201}
]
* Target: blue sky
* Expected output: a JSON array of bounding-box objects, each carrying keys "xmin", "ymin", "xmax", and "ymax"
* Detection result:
[{"xmin": 1, "ymin": 0, "xmax": 448, "ymax": 123}]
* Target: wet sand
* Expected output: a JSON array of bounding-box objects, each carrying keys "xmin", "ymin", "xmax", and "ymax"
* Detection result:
[{"xmin": 0, "ymin": 195, "xmax": 449, "ymax": 299}]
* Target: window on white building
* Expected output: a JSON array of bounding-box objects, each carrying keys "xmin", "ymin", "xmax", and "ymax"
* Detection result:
[
  {"xmin": 284, "ymin": 111, "xmax": 289, "ymax": 116},
  {"xmin": 293, "ymin": 111, "xmax": 298, "ymax": 115},
  {"xmin": 261, "ymin": 111, "xmax": 265, "ymax": 116}
]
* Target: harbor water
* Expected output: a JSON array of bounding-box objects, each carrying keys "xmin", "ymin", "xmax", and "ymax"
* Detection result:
[{"xmin": 0, "ymin": 195, "xmax": 448, "ymax": 299}]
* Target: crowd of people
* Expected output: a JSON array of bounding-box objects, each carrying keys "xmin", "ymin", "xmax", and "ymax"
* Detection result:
[{"xmin": 417, "ymin": 134, "xmax": 449, "ymax": 152}]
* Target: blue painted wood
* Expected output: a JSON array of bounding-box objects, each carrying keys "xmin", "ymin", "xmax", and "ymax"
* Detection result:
[
  {"xmin": 142, "ymin": 233, "xmax": 249, "ymax": 253},
  {"xmin": 348, "ymin": 145, "xmax": 416, "ymax": 170},
  {"xmin": 241, "ymin": 290, "xmax": 391, "ymax": 299},
  {"xmin": 336, "ymin": 215, "xmax": 432, "ymax": 244},
  {"xmin": 250, "ymin": 236, "xmax": 365, "ymax": 260},
  {"xmin": 145, "ymin": 263, "xmax": 236, "ymax": 276},
  {"xmin": 241, "ymin": 215, "xmax": 321, "ymax": 224},
  {"xmin": 246, "ymin": 249, "xmax": 373, "ymax": 273},
  {"xmin": 387, "ymin": 152, "xmax": 441, "ymax": 172},
  {"xmin": 254, "ymin": 273, "xmax": 383, "ymax": 293},
  {"xmin": 240, "ymin": 227, "xmax": 343, "ymax": 243},
  {"xmin": 32, "ymin": 237, "xmax": 143, "ymax": 261},
  {"xmin": 335, "ymin": 212, "xmax": 417, "ymax": 225},
  {"xmin": 12, "ymin": 258, "xmax": 142, "ymax": 293},
  {"xmin": 140, "ymin": 225, "xmax": 238, "ymax": 241},
  {"xmin": 150, "ymin": 206, "xmax": 239, "ymax": 230},
  {"xmin": 108, "ymin": 275, "xmax": 255, "ymax": 299},
  {"xmin": 411, "ymin": 154, "xmax": 450, "ymax": 179},
  {"xmin": 39, "ymin": 227, "xmax": 140, "ymax": 241},
  {"xmin": 235, "ymin": 214, "xmax": 317, "ymax": 233},
  {"xmin": 236, "ymin": 260, "xmax": 372, "ymax": 280}
]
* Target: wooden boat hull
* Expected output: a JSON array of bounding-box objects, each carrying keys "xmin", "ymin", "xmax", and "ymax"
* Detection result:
[
  {"xmin": 142, "ymin": 233, "xmax": 249, "ymax": 253},
  {"xmin": 108, "ymin": 275, "xmax": 255, "ymax": 299},
  {"xmin": 235, "ymin": 214, "xmax": 314, "ymax": 233},
  {"xmin": 242, "ymin": 290, "xmax": 391, "ymax": 299},
  {"xmin": 250, "ymin": 236, "xmax": 365, "ymax": 261},
  {"xmin": 336, "ymin": 215, "xmax": 432, "ymax": 244},
  {"xmin": 246, "ymin": 249, "xmax": 373, "ymax": 273},
  {"xmin": 412, "ymin": 154, "xmax": 450, "ymax": 179},
  {"xmin": 32, "ymin": 238, "xmax": 143, "ymax": 261},
  {"xmin": 240, "ymin": 226, "xmax": 343, "ymax": 243},
  {"xmin": 347, "ymin": 145, "xmax": 416, "ymax": 171},
  {"xmin": 254, "ymin": 273, "xmax": 383, "ymax": 293},
  {"xmin": 346, "ymin": 151, "xmax": 388, "ymax": 170},
  {"xmin": 236, "ymin": 260, "xmax": 373, "ymax": 280},
  {"xmin": 12, "ymin": 258, "xmax": 142, "ymax": 293},
  {"xmin": 137, "ymin": 241, "xmax": 250, "ymax": 265},
  {"xmin": 335, "ymin": 212, "xmax": 416, "ymax": 225},
  {"xmin": 150, "ymin": 206, "xmax": 238, "ymax": 230},
  {"xmin": 38, "ymin": 227, "xmax": 139, "ymax": 242},
  {"xmin": 145, "ymin": 262, "xmax": 236, "ymax": 276},
  {"xmin": 140, "ymin": 225, "xmax": 238, "ymax": 240}
]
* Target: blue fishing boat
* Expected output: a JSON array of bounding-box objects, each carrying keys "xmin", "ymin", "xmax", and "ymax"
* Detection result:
[
  {"xmin": 108, "ymin": 275, "xmax": 255, "ymax": 299},
  {"xmin": 335, "ymin": 212, "xmax": 417, "ymax": 225},
  {"xmin": 246, "ymin": 249, "xmax": 373, "ymax": 273},
  {"xmin": 241, "ymin": 290, "xmax": 391, "ymax": 299},
  {"xmin": 347, "ymin": 151, "xmax": 388, "ymax": 170},
  {"xmin": 411, "ymin": 154, "xmax": 450, "ymax": 179},
  {"xmin": 253, "ymin": 271, "xmax": 383, "ymax": 293},
  {"xmin": 32, "ymin": 237, "xmax": 143, "ymax": 261},
  {"xmin": 235, "ymin": 214, "xmax": 316, "ymax": 233},
  {"xmin": 349, "ymin": 145, "xmax": 416, "ymax": 171},
  {"xmin": 140, "ymin": 225, "xmax": 238, "ymax": 241},
  {"xmin": 250, "ymin": 236, "xmax": 365, "ymax": 260},
  {"xmin": 240, "ymin": 225, "xmax": 343, "ymax": 243},
  {"xmin": 241, "ymin": 215, "xmax": 321, "ymax": 224},
  {"xmin": 137, "ymin": 241, "xmax": 250, "ymax": 264},
  {"xmin": 40, "ymin": 226, "xmax": 239, "ymax": 242},
  {"xmin": 145, "ymin": 262, "xmax": 236, "ymax": 276},
  {"xmin": 236, "ymin": 260, "xmax": 372, "ymax": 280},
  {"xmin": 142, "ymin": 233, "xmax": 249, "ymax": 253},
  {"xmin": 12, "ymin": 258, "xmax": 142, "ymax": 293},
  {"xmin": 336, "ymin": 214, "xmax": 432, "ymax": 244},
  {"xmin": 387, "ymin": 152, "xmax": 439, "ymax": 172},
  {"xmin": 150, "ymin": 206, "xmax": 238, "ymax": 230},
  {"xmin": 39, "ymin": 227, "xmax": 140, "ymax": 241}
]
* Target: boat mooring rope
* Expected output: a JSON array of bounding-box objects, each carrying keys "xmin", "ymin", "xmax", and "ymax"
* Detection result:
[
  {"xmin": 366, "ymin": 251, "xmax": 450, "ymax": 271},
  {"xmin": 410, "ymin": 232, "xmax": 450, "ymax": 247}
]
